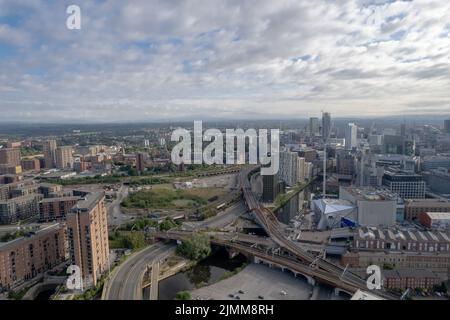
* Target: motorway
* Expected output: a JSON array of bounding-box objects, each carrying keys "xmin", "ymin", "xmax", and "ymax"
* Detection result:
[{"xmin": 102, "ymin": 243, "xmax": 175, "ymax": 300}]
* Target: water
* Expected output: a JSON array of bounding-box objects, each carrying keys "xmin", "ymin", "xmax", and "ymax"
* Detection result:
[
  {"xmin": 34, "ymin": 285, "xmax": 58, "ymax": 300},
  {"xmin": 157, "ymin": 248, "xmax": 247, "ymax": 300}
]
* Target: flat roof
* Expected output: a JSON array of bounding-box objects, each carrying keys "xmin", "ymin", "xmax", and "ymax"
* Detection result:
[
  {"xmin": 0, "ymin": 223, "xmax": 62, "ymax": 250},
  {"xmin": 424, "ymin": 212, "xmax": 450, "ymax": 220},
  {"xmin": 69, "ymin": 192, "xmax": 104, "ymax": 213}
]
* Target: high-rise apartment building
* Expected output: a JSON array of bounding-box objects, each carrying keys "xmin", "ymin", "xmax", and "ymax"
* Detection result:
[
  {"xmin": 0, "ymin": 148, "xmax": 21, "ymax": 166},
  {"xmin": 322, "ymin": 112, "xmax": 331, "ymax": 141},
  {"xmin": 136, "ymin": 152, "xmax": 147, "ymax": 174},
  {"xmin": 279, "ymin": 151, "xmax": 299, "ymax": 186},
  {"xmin": 21, "ymin": 158, "xmax": 41, "ymax": 172},
  {"xmin": 345, "ymin": 123, "xmax": 357, "ymax": 150},
  {"xmin": 56, "ymin": 146, "xmax": 74, "ymax": 169},
  {"xmin": 67, "ymin": 192, "xmax": 109, "ymax": 287},
  {"xmin": 43, "ymin": 139, "xmax": 57, "ymax": 169}
]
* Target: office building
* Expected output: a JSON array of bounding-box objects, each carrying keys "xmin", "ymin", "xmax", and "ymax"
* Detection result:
[
  {"xmin": 0, "ymin": 223, "xmax": 67, "ymax": 290},
  {"xmin": 444, "ymin": 117, "xmax": 450, "ymax": 134},
  {"xmin": 322, "ymin": 112, "xmax": 331, "ymax": 140},
  {"xmin": 0, "ymin": 148, "xmax": 21, "ymax": 167},
  {"xmin": 43, "ymin": 139, "xmax": 57, "ymax": 169},
  {"xmin": 382, "ymin": 170, "xmax": 426, "ymax": 199},
  {"xmin": 340, "ymin": 186, "xmax": 397, "ymax": 227},
  {"xmin": 56, "ymin": 146, "xmax": 74, "ymax": 169},
  {"xmin": 67, "ymin": 192, "xmax": 109, "ymax": 287},
  {"xmin": 336, "ymin": 149, "xmax": 355, "ymax": 176},
  {"xmin": 262, "ymin": 172, "xmax": 279, "ymax": 203},
  {"xmin": 421, "ymin": 156, "xmax": 450, "ymax": 171},
  {"xmin": 345, "ymin": 123, "xmax": 357, "ymax": 150},
  {"xmin": 423, "ymin": 168, "xmax": 450, "ymax": 194},
  {"xmin": 309, "ymin": 117, "xmax": 320, "ymax": 137}
]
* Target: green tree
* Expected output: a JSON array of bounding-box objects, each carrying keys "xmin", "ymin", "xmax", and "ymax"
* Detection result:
[
  {"xmin": 159, "ymin": 218, "xmax": 177, "ymax": 231},
  {"xmin": 176, "ymin": 234, "xmax": 211, "ymax": 261},
  {"xmin": 122, "ymin": 232, "xmax": 145, "ymax": 250},
  {"xmin": 175, "ymin": 290, "xmax": 191, "ymax": 300}
]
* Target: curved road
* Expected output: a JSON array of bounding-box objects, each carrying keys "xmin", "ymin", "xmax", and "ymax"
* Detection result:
[{"xmin": 103, "ymin": 243, "xmax": 175, "ymax": 300}]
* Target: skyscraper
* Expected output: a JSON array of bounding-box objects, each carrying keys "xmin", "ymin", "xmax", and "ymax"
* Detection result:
[
  {"xmin": 345, "ymin": 123, "xmax": 357, "ymax": 150},
  {"xmin": 322, "ymin": 112, "xmax": 331, "ymax": 141},
  {"xmin": 43, "ymin": 139, "xmax": 57, "ymax": 169},
  {"xmin": 309, "ymin": 117, "xmax": 320, "ymax": 137},
  {"xmin": 445, "ymin": 117, "xmax": 450, "ymax": 134},
  {"xmin": 67, "ymin": 192, "xmax": 109, "ymax": 287}
]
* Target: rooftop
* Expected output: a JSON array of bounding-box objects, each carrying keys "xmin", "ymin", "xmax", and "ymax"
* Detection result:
[{"xmin": 69, "ymin": 192, "xmax": 104, "ymax": 213}]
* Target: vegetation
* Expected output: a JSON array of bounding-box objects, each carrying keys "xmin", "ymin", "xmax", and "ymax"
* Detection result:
[
  {"xmin": 176, "ymin": 234, "xmax": 211, "ymax": 261},
  {"xmin": 122, "ymin": 189, "xmax": 207, "ymax": 210},
  {"xmin": 8, "ymin": 287, "xmax": 29, "ymax": 300},
  {"xmin": 51, "ymin": 174, "xmax": 123, "ymax": 186},
  {"xmin": 20, "ymin": 146, "xmax": 42, "ymax": 157},
  {"xmin": 159, "ymin": 217, "xmax": 179, "ymax": 231},
  {"xmin": 108, "ymin": 231, "xmax": 146, "ymax": 250},
  {"xmin": 218, "ymin": 263, "xmax": 248, "ymax": 281},
  {"xmin": 382, "ymin": 263, "xmax": 395, "ymax": 270},
  {"xmin": 1, "ymin": 230, "xmax": 28, "ymax": 242},
  {"xmin": 119, "ymin": 217, "xmax": 158, "ymax": 231},
  {"xmin": 74, "ymin": 275, "xmax": 106, "ymax": 300},
  {"xmin": 175, "ymin": 290, "xmax": 191, "ymax": 300}
]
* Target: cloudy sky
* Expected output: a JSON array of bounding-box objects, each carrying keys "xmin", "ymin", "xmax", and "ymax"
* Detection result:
[{"xmin": 0, "ymin": 0, "xmax": 449, "ymax": 122}]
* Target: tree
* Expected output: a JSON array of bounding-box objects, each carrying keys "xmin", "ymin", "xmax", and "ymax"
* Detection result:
[
  {"xmin": 122, "ymin": 232, "xmax": 145, "ymax": 250},
  {"xmin": 176, "ymin": 233, "xmax": 211, "ymax": 261},
  {"xmin": 159, "ymin": 218, "xmax": 177, "ymax": 231},
  {"xmin": 175, "ymin": 290, "xmax": 191, "ymax": 300}
]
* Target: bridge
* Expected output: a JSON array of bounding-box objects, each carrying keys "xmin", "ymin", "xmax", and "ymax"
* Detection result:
[{"xmin": 238, "ymin": 166, "xmax": 398, "ymax": 300}]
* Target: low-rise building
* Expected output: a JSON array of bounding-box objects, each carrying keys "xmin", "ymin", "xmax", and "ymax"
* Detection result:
[
  {"xmin": 419, "ymin": 212, "xmax": 450, "ymax": 230},
  {"xmin": 382, "ymin": 269, "xmax": 441, "ymax": 290},
  {"xmin": 404, "ymin": 199, "xmax": 450, "ymax": 221}
]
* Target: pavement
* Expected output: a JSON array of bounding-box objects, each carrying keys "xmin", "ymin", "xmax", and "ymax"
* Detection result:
[
  {"xmin": 190, "ymin": 263, "xmax": 313, "ymax": 300},
  {"xmin": 102, "ymin": 243, "xmax": 175, "ymax": 300}
]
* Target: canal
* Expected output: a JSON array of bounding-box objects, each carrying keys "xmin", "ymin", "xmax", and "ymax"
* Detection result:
[{"xmin": 157, "ymin": 247, "xmax": 247, "ymax": 300}]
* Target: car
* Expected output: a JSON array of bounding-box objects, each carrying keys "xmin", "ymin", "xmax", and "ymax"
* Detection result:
[
  {"xmin": 238, "ymin": 290, "xmax": 244, "ymax": 294},
  {"xmin": 228, "ymin": 294, "xmax": 234, "ymax": 298},
  {"xmin": 235, "ymin": 296, "xmax": 240, "ymax": 300},
  {"xmin": 258, "ymin": 295, "xmax": 264, "ymax": 299}
]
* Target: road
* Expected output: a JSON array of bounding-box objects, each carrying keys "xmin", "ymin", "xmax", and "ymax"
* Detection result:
[
  {"xmin": 107, "ymin": 185, "xmax": 132, "ymax": 226},
  {"xmin": 102, "ymin": 243, "xmax": 175, "ymax": 300},
  {"xmin": 189, "ymin": 201, "xmax": 247, "ymax": 230}
]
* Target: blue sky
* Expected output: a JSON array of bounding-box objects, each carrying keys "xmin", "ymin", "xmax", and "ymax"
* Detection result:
[{"xmin": 0, "ymin": 0, "xmax": 449, "ymax": 122}]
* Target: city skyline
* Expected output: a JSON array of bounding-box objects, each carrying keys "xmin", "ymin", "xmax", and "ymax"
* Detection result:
[{"xmin": 1, "ymin": 0, "xmax": 450, "ymax": 122}]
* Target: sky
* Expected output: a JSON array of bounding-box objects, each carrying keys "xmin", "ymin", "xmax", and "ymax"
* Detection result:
[{"xmin": 0, "ymin": 0, "xmax": 449, "ymax": 122}]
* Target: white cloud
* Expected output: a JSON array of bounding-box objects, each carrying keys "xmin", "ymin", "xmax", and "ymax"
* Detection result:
[{"xmin": 0, "ymin": 0, "xmax": 449, "ymax": 121}]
